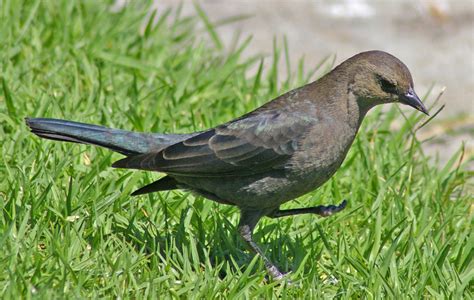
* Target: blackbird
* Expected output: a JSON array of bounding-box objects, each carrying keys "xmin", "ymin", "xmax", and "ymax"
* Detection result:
[{"xmin": 26, "ymin": 50, "xmax": 428, "ymax": 280}]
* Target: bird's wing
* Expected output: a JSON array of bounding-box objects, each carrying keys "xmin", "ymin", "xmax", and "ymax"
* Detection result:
[{"xmin": 112, "ymin": 110, "xmax": 315, "ymax": 177}]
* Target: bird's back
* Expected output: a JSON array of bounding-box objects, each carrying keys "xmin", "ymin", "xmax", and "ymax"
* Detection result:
[{"xmin": 166, "ymin": 80, "xmax": 361, "ymax": 209}]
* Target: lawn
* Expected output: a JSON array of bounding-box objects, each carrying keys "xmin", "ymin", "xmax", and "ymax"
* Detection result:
[{"xmin": 0, "ymin": 1, "xmax": 472, "ymax": 298}]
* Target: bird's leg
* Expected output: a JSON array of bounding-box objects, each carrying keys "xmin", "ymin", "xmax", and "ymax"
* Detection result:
[
  {"xmin": 238, "ymin": 210, "xmax": 285, "ymax": 280},
  {"xmin": 268, "ymin": 199, "xmax": 347, "ymax": 218}
]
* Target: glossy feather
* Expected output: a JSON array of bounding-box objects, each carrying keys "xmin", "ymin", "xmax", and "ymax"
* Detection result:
[{"xmin": 112, "ymin": 110, "xmax": 315, "ymax": 177}]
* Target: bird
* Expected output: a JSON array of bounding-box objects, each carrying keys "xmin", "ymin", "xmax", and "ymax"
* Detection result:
[{"xmin": 26, "ymin": 50, "xmax": 428, "ymax": 280}]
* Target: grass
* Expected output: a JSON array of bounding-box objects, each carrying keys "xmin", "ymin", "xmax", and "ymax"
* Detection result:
[{"xmin": 0, "ymin": 0, "xmax": 472, "ymax": 298}]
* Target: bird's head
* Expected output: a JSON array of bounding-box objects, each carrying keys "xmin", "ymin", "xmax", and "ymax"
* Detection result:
[{"xmin": 345, "ymin": 50, "xmax": 429, "ymax": 115}]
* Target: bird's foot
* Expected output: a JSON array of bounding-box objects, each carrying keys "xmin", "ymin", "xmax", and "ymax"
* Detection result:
[
  {"xmin": 264, "ymin": 266, "xmax": 293, "ymax": 284},
  {"xmin": 268, "ymin": 199, "xmax": 348, "ymax": 218},
  {"xmin": 312, "ymin": 199, "xmax": 347, "ymax": 217},
  {"xmin": 267, "ymin": 265, "xmax": 284, "ymax": 280}
]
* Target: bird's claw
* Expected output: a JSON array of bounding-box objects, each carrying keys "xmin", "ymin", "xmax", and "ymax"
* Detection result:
[
  {"xmin": 264, "ymin": 268, "xmax": 292, "ymax": 284},
  {"xmin": 314, "ymin": 199, "xmax": 347, "ymax": 217}
]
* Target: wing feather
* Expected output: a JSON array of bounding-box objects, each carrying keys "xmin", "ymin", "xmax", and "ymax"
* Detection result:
[{"xmin": 112, "ymin": 110, "xmax": 315, "ymax": 177}]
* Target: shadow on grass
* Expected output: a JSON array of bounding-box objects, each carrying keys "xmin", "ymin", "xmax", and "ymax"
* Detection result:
[{"xmin": 107, "ymin": 199, "xmax": 326, "ymax": 280}]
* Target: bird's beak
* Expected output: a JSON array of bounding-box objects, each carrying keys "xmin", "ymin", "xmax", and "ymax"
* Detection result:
[{"xmin": 400, "ymin": 88, "xmax": 429, "ymax": 115}]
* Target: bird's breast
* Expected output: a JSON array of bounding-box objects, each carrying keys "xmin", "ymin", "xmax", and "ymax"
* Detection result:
[{"xmin": 289, "ymin": 117, "xmax": 358, "ymax": 177}]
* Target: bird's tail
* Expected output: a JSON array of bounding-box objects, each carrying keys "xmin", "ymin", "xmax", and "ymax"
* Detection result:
[{"xmin": 25, "ymin": 118, "xmax": 188, "ymax": 156}]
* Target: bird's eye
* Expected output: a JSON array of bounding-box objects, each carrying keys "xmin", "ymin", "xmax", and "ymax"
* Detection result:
[{"xmin": 378, "ymin": 76, "xmax": 397, "ymax": 94}]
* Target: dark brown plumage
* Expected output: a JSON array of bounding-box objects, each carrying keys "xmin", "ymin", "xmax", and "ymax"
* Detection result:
[{"xmin": 26, "ymin": 50, "xmax": 428, "ymax": 280}]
